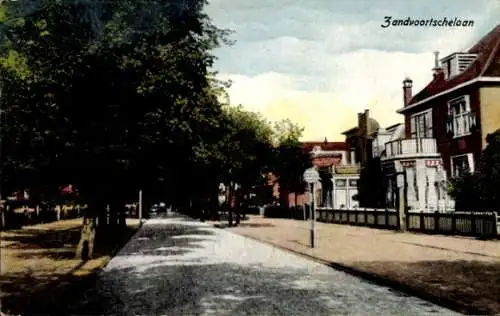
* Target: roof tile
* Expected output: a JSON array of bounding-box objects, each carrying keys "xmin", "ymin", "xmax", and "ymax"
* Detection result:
[{"xmin": 409, "ymin": 24, "xmax": 500, "ymax": 105}]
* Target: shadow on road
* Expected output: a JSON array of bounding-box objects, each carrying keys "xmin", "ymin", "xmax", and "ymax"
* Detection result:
[
  {"xmin": 0, "ymin": 225, "xmax": 139, "ymax": 315},
  {"xmin": 66, "ymin": 222, "xmax": 448, "ymax": 316},
  {"xmin": 214, "ymin": 222, "xmax": 275, "ymax": 229}
]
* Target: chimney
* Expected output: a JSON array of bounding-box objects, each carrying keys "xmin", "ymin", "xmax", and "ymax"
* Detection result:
[
  {"xmin": 432, "ymin": 51, "xmax": 443, "ymax": 76},
  {"xmin": 403, "ymin": 77, "xmax": 413, "ymax": 107}
]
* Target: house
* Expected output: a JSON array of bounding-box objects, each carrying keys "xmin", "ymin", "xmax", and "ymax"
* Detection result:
[
  {"xmin": 396, "ymin": 24, "xmax": 500, "ymax": 180},
  {"xmin": 386, "ymin": 24, "xmax": 500, "ymax": 210},
  {"xmin": 381, "ymin": 76, "xmax": 449, "ymax": 211},
  {"xmin": 342, "ymin": 109, "xmax": 381, "ymax": 165},
  {"xmin": 371, "ymin": 123, "xmax": 405, "ymax": 159},
  {"xmin": 340, "ymin": 111, "xmax": 405, "ymax": 209},
  {"xmin": 281, "ymin": 139, "xmax": 350, "ymax": 208},
  {"xmin": 301, "ymin": 139, "xmax": 350, "ymax": 208}
]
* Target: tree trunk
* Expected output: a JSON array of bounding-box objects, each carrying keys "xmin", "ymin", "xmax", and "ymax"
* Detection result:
[
  {"xmin": 227, "ymin": 182, "xmax": 234, "ymax": 226},
  {"xmin": 279, "ymin": 183, "xmax": 289, "ymax": 209},
  {"xmin": 75, "ymin": 200, "xmax": 99, "ymax": 260},
  {"xmin": 211, "ymin": 186, "xmax": 220, "ymax": 221},
  {"xmin": 234, "ymin": 186, "xmax": 241, "ymax": 226},
  {"xmin": 118, "ymin": 205, "xmax": 127, "ymax": 228},
  {"xmin": 0, "ymin": 208, "xmax": 5, "ymax": 230},
  {"xmin": 97, "ymin": 205, "xmax": 107, "ymax": 231},
  {"xmin": 109, "ymin": 201, "xmax": 118, "ymax": 230}
]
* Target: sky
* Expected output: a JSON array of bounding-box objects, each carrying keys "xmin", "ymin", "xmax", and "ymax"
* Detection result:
[{"xmin": 205, "ymin": 0, "xmax": 500, "ymax": 141}]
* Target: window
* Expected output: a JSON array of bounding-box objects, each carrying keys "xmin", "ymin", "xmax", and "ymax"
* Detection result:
[
  {"xmin": 447, "ymin": 95, "xmax": 474, "ymax": 137},
  {"xmin": 451, "ymin": 153, "xmax": 474, "ymax": 177},
  {"xmin": 441, "ymin": 54, "xmax": 477, "ymax": 80},
  {"xmin": 335, "ymin": 179, "xmax": 346, "ymax": 187},
  {"xmin": 444, "ymin": 58, "xmax": 453, "ymax": 79},
  {"xmin": 410, "ymin": 110, "xmax": 433, "ymax": 138}
]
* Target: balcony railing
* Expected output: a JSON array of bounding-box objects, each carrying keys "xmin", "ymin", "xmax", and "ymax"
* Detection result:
[{"xmin": 384, "ymin": 138, "xmax": 438, "ymax": 159}]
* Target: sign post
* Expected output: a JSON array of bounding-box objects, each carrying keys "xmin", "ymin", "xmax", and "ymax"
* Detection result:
[
  {"xmin": 138, "ymin": 189, "xmax": 143, "ymax": 224},
  {"xmin": 303, "ymin": 167, "xmax": 320, "ymax": 248}
]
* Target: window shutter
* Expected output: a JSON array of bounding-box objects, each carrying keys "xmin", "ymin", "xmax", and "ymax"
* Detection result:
[
  {"xmin": 467, "ymin": 153, "xmax": 475, "ymax": 173},
  {"xmin": 469, "ymin": 112, "xmax": 477, "ymax": 131},
  {"xmin": 450, "ymin": 157, "xmax": 456, "ymax": 177},
  {"xmin": 410, "ymin": 117, "xmax": 416, "ymax": 137},
  {"xmin": 446, "ymin": 118, "xmax": 453, "ymax": 134},
  {"xmin": 426, "ymin": 111, "xmax": 433, "ymax": 137},
  {"xmin": 464, "ymin": 95, "xmax": 471, "ymax": 111}
]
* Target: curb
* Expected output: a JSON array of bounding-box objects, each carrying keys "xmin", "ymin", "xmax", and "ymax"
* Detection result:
[
  {"xmin": 220, "ymin": 228, "xmax": 484, "ymax": 316},
  {"xmin": 102, "ymin": 218, "xmax": 148, "ymax": 269}
]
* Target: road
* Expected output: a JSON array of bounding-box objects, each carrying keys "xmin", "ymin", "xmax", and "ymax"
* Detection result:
[{"xmin": 69, "ymin": 214, "xmax": 461, "ymax": 315}]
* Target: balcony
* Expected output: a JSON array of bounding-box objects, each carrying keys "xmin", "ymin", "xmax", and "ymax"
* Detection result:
[{"xmin": 383, "ymin": 138, "xmax": 440, "ymax": 160}]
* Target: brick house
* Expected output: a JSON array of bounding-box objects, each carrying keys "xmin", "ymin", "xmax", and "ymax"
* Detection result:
[
  {"xmin": 385, "ymin": 23, "xmax": 500, "ymax": 210},
  {"xmin": 272, "ymin": 139, "xmax": 350, "ymax": 207},
  {"xmin": 342, "ymin": 109, "xmax": 381, "ymax": 166},
  {"xmin": 397, "ymin": 24, "xmax": 500, "ymax": 179}
]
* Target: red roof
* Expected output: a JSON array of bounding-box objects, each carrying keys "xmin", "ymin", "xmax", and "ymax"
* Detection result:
[
  {"xmin": 409, "ymin": 24, "xmax": 500, "ymax": 105},
  {"xmin": 302, "ymin": 141, "xmax": 349, "ymax": 152}
]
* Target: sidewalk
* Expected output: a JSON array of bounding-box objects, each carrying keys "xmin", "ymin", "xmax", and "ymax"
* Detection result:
[
  {"xmin": 213, "ymin": 216, "xmax": 500, "ymax": 315},
  {"xmin": 0, "ymin": 217, "xmax": 141, "ymax": 315}
]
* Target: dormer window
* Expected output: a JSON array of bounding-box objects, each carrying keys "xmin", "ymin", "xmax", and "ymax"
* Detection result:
[{"xmin": 441, "ymin": 53, "xmax": 477, "ymax": 80}]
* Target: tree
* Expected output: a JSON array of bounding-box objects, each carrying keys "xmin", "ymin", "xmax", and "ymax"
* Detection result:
[
  {"xmin": 450, "ymin": 130, "xmax": 500, "ymax": 211},
  {"xmin": 356, "ymin": 157, "xmax": 386, "ymax": 208},
  {"xmin": 215, "ymin": 105, "xmax": 274, "ymax": 226},
  {"xmin": 270, "ymin": 120, "xmax": 311, "ymax": 208},
  {"xmin": 0, "ymin": 0, "xmax": 232, "ymax": 257},
  {"xmin": 272, "ymin": 118, "xmax": 304, "ymax": 145}
]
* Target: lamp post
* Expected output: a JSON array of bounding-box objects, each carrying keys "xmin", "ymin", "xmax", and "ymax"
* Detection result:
[{"xmin": 303, "ymin": 167, "xmax": 320, "ymax": 248}]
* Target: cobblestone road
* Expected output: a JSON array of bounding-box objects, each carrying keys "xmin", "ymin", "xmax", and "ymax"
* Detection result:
[{"xmin": 70, "ymin": 214, "xmax": 461, "ymax": 315}]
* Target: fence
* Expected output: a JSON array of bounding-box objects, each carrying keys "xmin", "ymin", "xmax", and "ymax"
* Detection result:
[
  {"xmin": 316, "ymin": 208, "xmax": 400, "ymax": 230},
  {"xmin": 315, "ymin": 208, "xmax": 499, "ymax": 238},
  {"xmin": 263, "ymin": 205, "xmax": 308, "ymax": 220},
  {"xmin": 0, "ymin": 204, "xmax": 85, "ymax": 230},
  {"xmin": 407, "ymin": 211, "xmax": 499, "ymax": 238}
]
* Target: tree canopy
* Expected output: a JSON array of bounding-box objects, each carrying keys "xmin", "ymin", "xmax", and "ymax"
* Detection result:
[
  {"xmin": 0, "ymin": 0, "xmax": 311, "ymax": 231},
  {"xmin": 449, "ymin": 130, "xmax": 500, "ymax": 212}
]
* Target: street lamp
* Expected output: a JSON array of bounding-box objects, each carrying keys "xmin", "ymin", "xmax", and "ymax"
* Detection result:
[{"xmin": 303, "ymin": 167, "xmax": 320, "ymax": 248}]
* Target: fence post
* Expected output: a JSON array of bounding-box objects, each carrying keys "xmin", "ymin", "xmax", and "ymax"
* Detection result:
[
  {"xmin": 471, "ymin": 212, "xmax": 476, "ymax": 235},
  {"xmin": 420, "ymin": 211, "xmax": 425, "ymax": 231},
  {"xmin": 434, "ymin": 211, "xmax": 439, "ymax": 233},
  {"xmin": 385, "ymin": 208, "xmax": 390, "ymax": 227},
  {"xmin": 451, "ymin": 213, "xmax": 457, "ymax": 234},
  {"xmin": 397, "ymin": 185, "xmax": 407, "ymax": 232},
  {"xmin": 364, "ymin": 208, "xmax": 368, "ymax": 225},
  {"xmin": 493, "ymin": 212, "xmax": 498, "ymax": 238}
]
